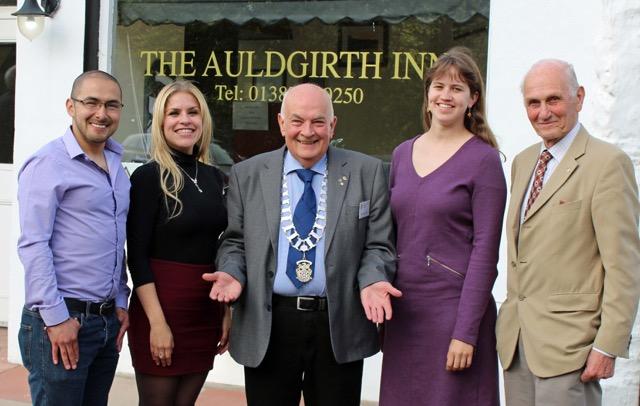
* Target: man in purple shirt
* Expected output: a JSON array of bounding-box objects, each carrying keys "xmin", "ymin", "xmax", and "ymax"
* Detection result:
[{"xmin": 17, "ymin": 70, "xmax": 130, "ymax": 406}]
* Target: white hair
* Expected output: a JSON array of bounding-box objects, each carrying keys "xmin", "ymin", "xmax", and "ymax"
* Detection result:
[
  {"xmin": 280, "ymin": 83, "xmax": 334, "ymax": 119},
  {"xmin": 521, "ymin": 59, "xmax": 580, "ymax": 95}
]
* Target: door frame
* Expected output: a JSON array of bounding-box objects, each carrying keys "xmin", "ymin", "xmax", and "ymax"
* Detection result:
[{"xmin": 0, "ymin": 4, "xmax": 16, "ymax": 326}]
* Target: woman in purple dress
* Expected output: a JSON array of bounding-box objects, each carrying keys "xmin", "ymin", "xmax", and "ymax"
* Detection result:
[{"xmin": 380, "ymin": 47, "xmax": 506, "ymax": 405}]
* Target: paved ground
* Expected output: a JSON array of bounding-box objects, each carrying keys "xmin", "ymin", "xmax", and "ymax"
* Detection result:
[
  {"xmin": 0, "ymin": 327, "xmax": 377, "ymax": 405},
  {"xmin": 0, "ymin": 327, "xmax": 246, "ymax": 405}
]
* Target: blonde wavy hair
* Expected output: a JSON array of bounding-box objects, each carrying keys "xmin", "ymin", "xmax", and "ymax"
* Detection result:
[
  {"xmin": 150, "ymin": 80, "xmax": 213, "ymax": 218},
  {"xmin": 422, "ymin": 47, "xmax": 498, "ymax": 149}
]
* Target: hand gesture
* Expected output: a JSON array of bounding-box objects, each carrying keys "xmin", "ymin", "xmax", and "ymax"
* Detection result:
[
  {"xmin": 46, "ymin": 317, "xmax": 81, "ymax": 370},
  {"xmin": 217, "ymin": 305, "xmax": 232, "ymax": 355},
  {"xmin": 446, "ymin": 338, "xmax": 474, "ymax": 371},
  {"xmin": 360, "ymin": 281, "xmax": 402, "ymax": 323},
  {"xmin": 149, "ymin": 321, "xmax": 174, "ymax": 367},
  {"xmin": 203, "ymin": 272, "xmax": 242, "ymax": 303},
  {"xmin": 115, "ymin": 308, "xmax": 129, "ymax": 352},
  {"xmin": 580, "ymin": 349, "xmax": 615, "ymax": 382}
]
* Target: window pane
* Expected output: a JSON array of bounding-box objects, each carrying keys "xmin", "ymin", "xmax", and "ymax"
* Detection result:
[
  {"xmin": 0, "ymin": 45, "xmax": 15, "ymax": 164},
  {"xmin": 113, "ymin": 1, "xmax": 489, "ymax": 170}
]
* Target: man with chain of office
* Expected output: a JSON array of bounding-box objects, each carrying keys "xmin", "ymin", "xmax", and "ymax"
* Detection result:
[{"xmin": 204, "ymin": 83, "xmax": 400, "ymax": 405}]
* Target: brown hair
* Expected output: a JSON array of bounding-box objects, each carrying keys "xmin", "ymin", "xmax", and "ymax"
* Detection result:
[{"xmin": 422, "ymin": 47, "xmax": 498, "ymax": 148}]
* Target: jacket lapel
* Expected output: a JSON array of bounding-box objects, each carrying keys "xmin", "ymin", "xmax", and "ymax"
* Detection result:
[
  {"xmin": 523, "ymin": 128, "xmax": 588, "ymax": 222},
  {"xmin": 324, "ymin": 147, "xmax": 349, "ymax": 254},
  {"xmin": 260, "ymin": 147, "xmax": 286, "ymax": 254}
]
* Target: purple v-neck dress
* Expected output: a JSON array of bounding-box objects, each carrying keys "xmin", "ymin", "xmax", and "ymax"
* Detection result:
[{"xmin": 380, "ymin": 136, "xmax": 506, "ymax": 405}]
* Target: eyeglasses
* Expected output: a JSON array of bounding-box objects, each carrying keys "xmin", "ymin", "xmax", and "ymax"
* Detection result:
[{"xmin": 71, "ymin": 97, "xmax": 124, "ymax": 112}]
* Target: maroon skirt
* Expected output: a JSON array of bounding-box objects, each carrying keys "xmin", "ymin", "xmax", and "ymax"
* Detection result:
[{"xmin": 128, "ymin": 258, "xmax": 224, "ymax": 376}]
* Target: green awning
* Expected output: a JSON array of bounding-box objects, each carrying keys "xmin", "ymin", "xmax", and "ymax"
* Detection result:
[{"xmin": 118, "ymin": 0, "xmax": 489, "ymax": 26}]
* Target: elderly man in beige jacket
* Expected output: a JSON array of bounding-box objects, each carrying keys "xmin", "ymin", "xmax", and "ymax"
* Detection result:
[{"xmin": 496, "ymin": 59, "xmax": 640, "ymax": 406}]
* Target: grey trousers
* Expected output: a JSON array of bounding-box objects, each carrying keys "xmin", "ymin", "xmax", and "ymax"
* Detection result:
[{"xmin": 503, "ymin": 336, "xmax": 601, "ymax": 406}]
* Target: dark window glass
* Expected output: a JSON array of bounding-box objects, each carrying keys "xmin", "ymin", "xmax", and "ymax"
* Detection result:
[
  {"xmin": 0, "ymin": 44, "xmax": 15, "ymax": 164},
  {"xmin": 114, "ymin": 1, "xmax": 489, "ymax": 167}
]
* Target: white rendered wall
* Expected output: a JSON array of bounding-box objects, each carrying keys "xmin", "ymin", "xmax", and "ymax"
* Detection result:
[{"xmin": 590, "ymin": 1, "xmax": 640, "ymax": 404}]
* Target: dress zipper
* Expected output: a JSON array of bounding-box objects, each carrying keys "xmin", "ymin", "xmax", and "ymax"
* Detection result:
[{"xmin": 426, "ymin": 255, "xmax": 464, "ymax": 279}]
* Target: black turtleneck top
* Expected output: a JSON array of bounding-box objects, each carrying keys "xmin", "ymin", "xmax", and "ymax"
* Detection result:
[{"xmin": 126, "ymin": 150, "xmax": 228, "ymax": 288}]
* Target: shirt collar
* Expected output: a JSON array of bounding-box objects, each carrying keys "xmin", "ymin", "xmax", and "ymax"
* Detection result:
[
  {"xmin": 106, "ymin": 137, "xmax": 123, "ymax": 155},
  {"xmin": 62, "ymin": 127, "xmax": 85, "ymax": 158},
  {"xmin": 62, "ymin": 126, "xmax": 123, "ymax": 159},
  {"xmin": 542, "ymin": 121, "xmax": 581, "ymax": 159},
  {"xmin": 283, "ymin": 150, "xmax": 327, "ymax": 175}
]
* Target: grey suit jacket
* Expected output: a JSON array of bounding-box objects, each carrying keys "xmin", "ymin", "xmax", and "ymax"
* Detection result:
[{"xmin": 216, "ymin": 146, "xmax": 396, "ymax": 367}]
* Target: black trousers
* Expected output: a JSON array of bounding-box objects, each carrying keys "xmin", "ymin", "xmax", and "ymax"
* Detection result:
[{"xmin": 244, "ymin": 297, "xmax": 364, "ymax": 406}]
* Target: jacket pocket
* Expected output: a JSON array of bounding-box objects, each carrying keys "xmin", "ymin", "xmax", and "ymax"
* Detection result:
[
  {"xmin": 553, "ymin": 199, "xmax": 582, "ymax": 212},
  {"xmin": 547, "ymin": 293, "xmax": 600, "ymax": 312}
]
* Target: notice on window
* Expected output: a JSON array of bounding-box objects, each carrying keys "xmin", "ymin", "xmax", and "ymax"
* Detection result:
[{"xmin": 232, "ymin": 101, "xmax": 268, "ymax": 131}]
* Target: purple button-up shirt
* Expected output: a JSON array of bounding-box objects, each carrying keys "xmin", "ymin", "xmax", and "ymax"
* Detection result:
[{"xmin": 17, "ymin": 128, "xmax": 131, "ymax": 326}]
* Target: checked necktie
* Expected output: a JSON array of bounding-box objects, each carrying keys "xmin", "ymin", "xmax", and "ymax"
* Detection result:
[
  {"xmin": 286, "ymin": 169, "xmax": 317, "ymax": 287},
  {"xmin": 525, "ymin": 149, "xmax": 552, "ymax": 216}
]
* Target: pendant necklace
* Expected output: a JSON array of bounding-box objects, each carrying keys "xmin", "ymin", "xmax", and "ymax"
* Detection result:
[
  {"xmin": 179, "ymin": 162, "xmax": 203, "ymax": 193},
  {"xmin": 280, "ymin": 171, "xmax": 328, "ymax": 282}
]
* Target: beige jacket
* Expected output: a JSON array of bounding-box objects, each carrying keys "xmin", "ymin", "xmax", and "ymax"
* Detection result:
[{"xmin": 496, "ymin": 127, "xmax": 640, "ymax": 378}]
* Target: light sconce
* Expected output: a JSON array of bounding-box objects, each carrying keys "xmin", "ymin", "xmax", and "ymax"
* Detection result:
[{"xmin": 12, "ymin": 0, "xmax": 60, "ymax": 41}]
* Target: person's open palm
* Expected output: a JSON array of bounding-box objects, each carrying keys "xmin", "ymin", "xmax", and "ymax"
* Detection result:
[{"xmin": 203, "ymin": 272, "xmax": 242, "ymax": 303}]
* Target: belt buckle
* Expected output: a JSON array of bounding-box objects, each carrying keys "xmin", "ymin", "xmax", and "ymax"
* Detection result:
[
  {"xmin": 296, "ymin": 297, "xmax": 315, "ymax": 311},
  {"xmin": 99, "ymin": 301, "xmax": 113, "ymax": 315}
]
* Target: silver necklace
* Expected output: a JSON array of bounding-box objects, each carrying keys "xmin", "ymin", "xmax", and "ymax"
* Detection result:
[
  {"xmin": 179, "ymin": 163, "xmax": 203, "ymax": 193},
  {"xmin": 280, "ymin": 171, "xmax": 327, "ymax": 282}
]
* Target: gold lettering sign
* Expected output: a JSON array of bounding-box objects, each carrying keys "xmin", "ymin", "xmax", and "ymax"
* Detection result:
[{"xmin": 140, "ymin": 50, "xmax": 437, "ymax": 81}]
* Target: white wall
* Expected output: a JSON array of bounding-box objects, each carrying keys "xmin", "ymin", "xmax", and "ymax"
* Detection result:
[
  {"xmin": 7, "ymin": 0, "xmax": 639, "ymax": 403},
  {"xmin": 590, "ymin": 1, "xmax": 640, "ymax": 404}
]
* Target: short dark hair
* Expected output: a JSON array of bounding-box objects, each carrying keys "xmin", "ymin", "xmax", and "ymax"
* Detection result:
[{"xmin": 70, "ymin": 70, "xmax": 122, "ymax": 99}]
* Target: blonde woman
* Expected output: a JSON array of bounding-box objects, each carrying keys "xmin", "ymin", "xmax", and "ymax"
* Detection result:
[{"xmin": 127, "ymin": 80, "xmax": 230, "ymax": 405}]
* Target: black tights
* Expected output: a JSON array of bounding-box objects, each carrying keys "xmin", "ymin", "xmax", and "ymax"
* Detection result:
[{"xmin": 135, "ymin": 372, "xmax": 208, "ymax": 406}]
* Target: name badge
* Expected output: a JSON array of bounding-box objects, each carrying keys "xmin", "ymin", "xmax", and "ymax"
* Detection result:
[{"xmin": 358, "ymin": 200, "xmax": 370, "ymax": 219}]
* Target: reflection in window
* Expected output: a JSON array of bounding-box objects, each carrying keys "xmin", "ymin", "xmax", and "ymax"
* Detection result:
[
  {"xmin": 114, "ymin": 1, "xmax": 489, "ymax": 165},
  {"xmin": 0, "ymin": 44, "xmax": 15, "ymax": 164}
]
